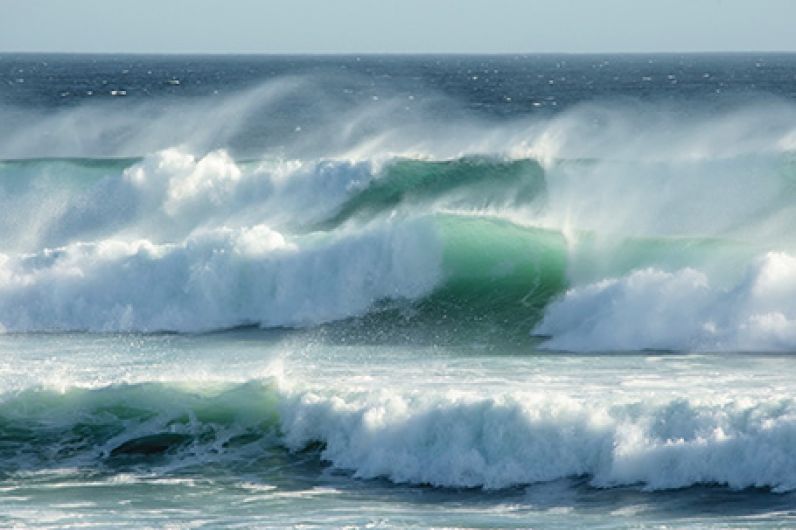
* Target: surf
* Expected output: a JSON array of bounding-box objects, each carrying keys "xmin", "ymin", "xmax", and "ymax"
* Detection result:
[
  {"xmin": 2, "ymin": 375, "xmax": 795, "ymax": 492},
  {"xmin": 2, "ymin": 90, "xmax": 796, "ymax": 351}
]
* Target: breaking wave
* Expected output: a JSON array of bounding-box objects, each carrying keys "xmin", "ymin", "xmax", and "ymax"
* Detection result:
[
  {"xmin": 3, "ymin": 92, "xmax": 796, "ymax": 351},
  {"xmin": 2, "ymin": 378, "xmax": 795, "ymax": 492}
]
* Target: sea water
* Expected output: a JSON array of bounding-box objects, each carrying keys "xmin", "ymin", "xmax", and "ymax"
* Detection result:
[{"xmin": 1, "ymin": 53, "xmax": 795, "ymax": 527}]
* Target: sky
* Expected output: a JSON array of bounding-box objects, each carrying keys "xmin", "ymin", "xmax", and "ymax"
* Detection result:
[{"xmin": 1, "ymin": 0, "xmax": 795, "ymax": 54}]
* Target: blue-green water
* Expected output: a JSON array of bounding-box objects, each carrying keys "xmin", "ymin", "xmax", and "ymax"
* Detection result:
[
  {"xmin": 1, "ymin": 333, "xmax": 795, "ymax": 527},
  {"xmin": 1, "ymin": 53, "xmax": 796, "ymax": 527}
]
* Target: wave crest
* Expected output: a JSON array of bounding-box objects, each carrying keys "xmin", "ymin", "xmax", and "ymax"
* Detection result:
[
  {"xmin": 4, "ymin": 380, "xmax": 795, "ymax": 492},
  {"xmin": 0, "ymin": 219, "xmax": 441, "ymax": 332}
]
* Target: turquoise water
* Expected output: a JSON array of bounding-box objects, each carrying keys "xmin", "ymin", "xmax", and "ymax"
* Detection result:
[
  {"xmin": 1, "ymin": 332, "xmax": 795, "ymax": 527},
  {"xmin": 2, "ymin": 53, "xmax": 796, "ymax": 527}
]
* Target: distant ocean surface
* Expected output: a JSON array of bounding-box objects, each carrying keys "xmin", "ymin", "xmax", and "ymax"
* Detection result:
[{"xmin": 1, "ymin": 53, "xmax": 796, "ymax": 528}]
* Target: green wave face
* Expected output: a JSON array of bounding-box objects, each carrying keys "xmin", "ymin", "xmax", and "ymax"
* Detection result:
[
  {"xmin": 315, "ymin": 214, "xmax": 569, "ymax": 346},
  {"xmin": 309, "ymin": 157, "xmax": 557, "ymax": 345},
  {"xmin": 0, "ymin": 157, "xmax": 136, "ymax": 196},
  {"xmin": 431, "ymin": 215, "xmax": 568, "ymax": 335},
  {"xmin": 0, "ymin": 381, "xmax": 283, "ymax": 472},
  {"xmin": 321, "ymin": 157, "xmax": 547, "ymax": 228},
  {"xmin": 315, "ymin": 213, "xmax": 765, "ymax": 347}
]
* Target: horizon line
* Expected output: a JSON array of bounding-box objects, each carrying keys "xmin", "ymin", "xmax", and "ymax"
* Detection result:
[{"xmin": 2, "ymin": 50, "xmax": 796, "ymax": 57}]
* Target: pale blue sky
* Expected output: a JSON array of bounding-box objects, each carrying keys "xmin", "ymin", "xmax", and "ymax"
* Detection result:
[{"xmin": 1, "ymin": 0, "xmax": 795, "ymax": 54}]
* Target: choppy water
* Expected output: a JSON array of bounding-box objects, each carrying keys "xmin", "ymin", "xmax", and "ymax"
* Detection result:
[{"xmin": 1, "ymin": 53, "xmax": 796, "ymax": 527}]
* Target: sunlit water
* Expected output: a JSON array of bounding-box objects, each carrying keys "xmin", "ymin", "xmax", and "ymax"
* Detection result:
[
  {"xmin": 1, "ymin": 53, "xmax": 796, "ymax": 527},
  {"xmin": 1, "ymin": 331, "xmax": 795, "ymax": 528}
]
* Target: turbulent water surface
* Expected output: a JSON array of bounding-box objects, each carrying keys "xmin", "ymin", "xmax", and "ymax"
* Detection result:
[{"xmin": 2, "ymin": 53, "xmax": 796, "ymax": 527}]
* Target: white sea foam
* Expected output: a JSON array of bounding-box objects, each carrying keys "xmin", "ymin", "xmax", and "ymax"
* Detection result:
[
  {"xmin": 278, "ymin": 386, "xmax": 796, "ymax": 491},
  {"xmin": 536, "ymin": 252, "xmax": 796, "ymax": 352},
  {"xmin": 4, "ymin": 371, "xmax": 794, "ymax": 493},
  {"xmin": 0, "ymin": 218, "xmax": 442, "ymax": 332},
  {"xmin": 123, "ymin": 148, "xmax": 377, "ymax": 233},
  {"xmin": 0, "ymin": 148, "xmax": 382, "ymax": 253}
]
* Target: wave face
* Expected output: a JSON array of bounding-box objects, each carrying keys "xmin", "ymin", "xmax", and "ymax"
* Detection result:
[
  {"xmin": 2, "ymin": 376, "xmax": 795, "ymax": 492},
  {"xmin": 0, "ymin": 382, "xmax": 282, "ymax": 472}
]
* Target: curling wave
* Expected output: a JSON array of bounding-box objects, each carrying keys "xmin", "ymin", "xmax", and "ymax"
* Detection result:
[{"xmin": 2, "ymin": 98, "xmax": 796, "ymax": 351}]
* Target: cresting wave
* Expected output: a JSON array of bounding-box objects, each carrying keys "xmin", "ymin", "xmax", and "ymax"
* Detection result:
[
  {"xmin": 3, "ymin": 97, "xmax": 796, "ymax": 350},
  {"xmin": 0, "ymin": 219, "xmax": 442, "ymax": 332},
  {"xmin": 2, "ymin": 378, "xmax": 795, "ymax": 492},
  {"xmin": 0, "ymin": 150, "xmax": 560, "ymax": 335}
]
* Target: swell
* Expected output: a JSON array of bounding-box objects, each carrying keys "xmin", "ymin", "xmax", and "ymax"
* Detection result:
[
  {"xmin": 0, "ymin": 201, "xmax": 777, "ymax": 347},
  {"xmin": 0, "ymin": 153, "xmax": 558, "ymax": 336},
  {"xmin": 3, "ymin": 148, "xmax": 796, "ymax": 350},
  {"xmin": 8, "ymin": 206, "xmax": 721, "ymax": 339},
  {"xmin": 2, "ymin": 379, "xmax": 795, "ymax": 492},
  {"xmin": 0, "ymin": 213, "xmax": 568, "ymax": 338}
]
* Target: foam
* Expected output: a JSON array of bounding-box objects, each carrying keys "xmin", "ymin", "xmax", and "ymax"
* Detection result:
[
  {"xmin": 122, "ymin": 148, "xmax": 377, "ymax": 233},
  {"xmin": 536, "ymin": 252, "xmax": 796, "ymax": 352},
  {"xmin": 0, "ymin": 218, "xmax": 442, "ymax": 332},
  {"xmin": 279, "ymin": 387, "xmax": 796, "ymax": 491},
  {"xmin": 3, "ymin": 378, "xmax": 794, "ymax": 492}
]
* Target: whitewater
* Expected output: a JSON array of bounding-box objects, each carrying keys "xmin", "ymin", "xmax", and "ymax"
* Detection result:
[{"xmin": 1, "ymin": 53, "xmax": 796, "ymax": 527}]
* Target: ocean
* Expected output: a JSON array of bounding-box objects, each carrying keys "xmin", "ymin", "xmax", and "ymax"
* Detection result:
[{"xmin": 1, "ymin": 53, "xmax": 796, "ymax": 528}]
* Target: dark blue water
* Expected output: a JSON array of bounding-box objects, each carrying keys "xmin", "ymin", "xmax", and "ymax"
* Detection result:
[
  {"xmin": 4, "ymin": 53, "xmax": 796, "ymax": 111},
  {"xmin": 2, "ymin": 53, "xmax": 795, "ymax": 158}
]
